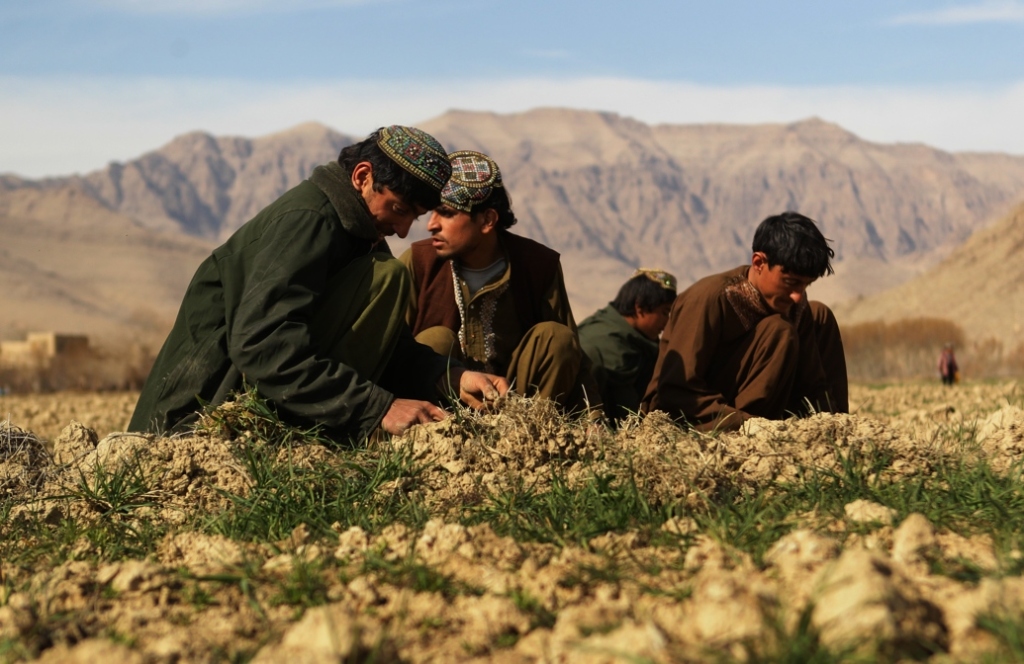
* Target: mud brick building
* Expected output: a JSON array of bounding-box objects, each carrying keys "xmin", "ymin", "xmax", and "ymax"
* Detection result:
[{"xmin": 0, "ymin": 332, "xmax": 89, "ymax": 367}]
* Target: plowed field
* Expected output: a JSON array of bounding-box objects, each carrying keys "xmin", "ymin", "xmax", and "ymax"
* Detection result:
[{"xmin": 3, "ymin": 382, "xmax": 1024, "ymax": 662}]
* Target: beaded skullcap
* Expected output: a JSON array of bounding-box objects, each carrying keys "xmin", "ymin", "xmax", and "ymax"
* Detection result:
[
  {"xmin": 632, "ymin": 268, "xmax": 678, "ymax": 292},
  {"xmin": 376, "ymin": 126, "xmax": 451, "ymax": 190},
  {"xmin": 440, "ymin": 151, "xmax": 504, "ymax": 212}
]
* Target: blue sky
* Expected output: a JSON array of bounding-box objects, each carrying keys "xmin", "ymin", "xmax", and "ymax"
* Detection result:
[{"xmin": 2, "ymin": 0, "xmax": 1023, "ymax": 176}]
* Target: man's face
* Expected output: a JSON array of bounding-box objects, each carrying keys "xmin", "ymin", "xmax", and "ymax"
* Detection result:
[
  {"xmin": 634, "ymin": 302, "xmax": 673, "ymax": 340},
  {"xmin": 352, "ymin": 162, "xmax": 427, "ymax": 239},
  {"xmin": 363, "ymin": 185, "xmax": 427, "ymax": 240},
  {"xmin": 754, "ymin": 260, "xmax": 816, "ymax": 315},
  {"xmin": 426, "ymin": 205, "xmax": 485, "ymax": 260}
]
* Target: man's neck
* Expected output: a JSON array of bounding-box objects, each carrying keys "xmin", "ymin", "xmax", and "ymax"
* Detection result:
[
  {"xmin": 458, "ymin": 236, "xmax": 503, "ymax": 270},
  {"xmin": 745, "ymin": 265, "xmax": 768, "ymax": 305}
]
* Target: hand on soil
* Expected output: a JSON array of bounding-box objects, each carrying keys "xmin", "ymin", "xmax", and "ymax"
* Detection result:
[
  {"xmin": 381, "ymin": 398, "xmax": 447, "ymax": 435},
  {"xmin": 449, "ymin": 369, "xmax": 509, "ymax": 410}
]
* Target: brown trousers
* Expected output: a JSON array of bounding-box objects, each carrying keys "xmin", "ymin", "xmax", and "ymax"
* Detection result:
[
  {"xmin": 713, "ymin": 300, "xmax": 848, "ymax": 428},
  {"xmin": 416, "ymin": 321, "xmax": 592, "ymax": 411}
]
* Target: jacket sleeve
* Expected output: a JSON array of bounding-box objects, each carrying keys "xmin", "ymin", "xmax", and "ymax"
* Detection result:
[
  {"xmin": 543, "ymin": 265, "xmax": 579, "ymax": 333},
  {"xmin": 377, "ymin": 325, "xmax": 455, "ymax": 403},
  {"xmin": 398, "ymin": 248, "xmax": 419, "ymax": 328},
  {"xmin": 649, "ymin": 287, "xmax": 750, "ymax": 431},
  {"xmin": 222, "ymin": 208, "xmax": 394, "ymax": 442},
  {"xmin": 585, "ymin": 330, "xmax": 644, "ymax": 420}
]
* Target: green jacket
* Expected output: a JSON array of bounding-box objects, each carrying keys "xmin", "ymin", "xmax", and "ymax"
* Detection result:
[
  {"xmin": 129, "ymin": 162, "xmax": 448, "ymax": 442},
  {"xmin": 578, "ymin": 305, "xmax": 659, "ymax": 422}
]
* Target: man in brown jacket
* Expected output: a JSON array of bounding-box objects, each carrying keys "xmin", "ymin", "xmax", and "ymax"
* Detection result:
[
  {"xmin": 399, "ymin": 150, "xmax": 598, "ymax": 413},
  {"xmin": 641, "ymin": 212, "xmax": 848, "ymax": 432}
]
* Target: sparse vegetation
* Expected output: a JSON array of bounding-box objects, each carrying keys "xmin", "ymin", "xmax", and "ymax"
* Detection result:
[{"xmin": 3, "ymin": 382, "xmax": 1024, "ymax": 661}]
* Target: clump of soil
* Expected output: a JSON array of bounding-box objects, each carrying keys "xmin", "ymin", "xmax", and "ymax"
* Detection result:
[
  {"xmin": 404, "ymin": 394, "xmax": 609, "ymax": 506},
  {"xmin": 975, "ymin": 405, "xmax": 1024, "ymax": 473},
  {"xmin": 403, "ymin": 403, "xmax": 953, "ymax": 515},
  {"xmin": 6, "ymin": 422, "xmax": 251, "ymax": 527}
]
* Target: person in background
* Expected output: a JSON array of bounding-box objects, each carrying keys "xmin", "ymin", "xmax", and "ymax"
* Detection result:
[
  {"xmin": 401, "ymin": 150, "xmax": 600, "ymax": 414},
  {"xmin": 642, "ymin": 211, "xmax": 848, "ymax": 432},
  {"xmin": 130, "ymin": 126, "xmax": 508, "ymax": 441},
  {"xmin": 578, "ymin": 268, "xmax": 677, "ymax": 423},
  {"xmin": 938, "ymin": 343, "xmax": 959, "ymax": 386}
]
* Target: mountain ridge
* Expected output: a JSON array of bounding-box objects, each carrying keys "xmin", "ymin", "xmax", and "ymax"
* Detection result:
[{"xmin": 3, "ymin": 109, "xmax": 1024, "ymax": 342}]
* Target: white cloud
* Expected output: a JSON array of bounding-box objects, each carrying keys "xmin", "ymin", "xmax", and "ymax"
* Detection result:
[
  {"xmin": 887, "ymin": 1, "xmax": 1024, "ymax": 25},
  {"xmin": 81, "ymin": 0, "xmax": 378, "ymax": 15},
  {"xmin": 3, "ymin": 75, "xmax": 1024, "ymax": 177}
]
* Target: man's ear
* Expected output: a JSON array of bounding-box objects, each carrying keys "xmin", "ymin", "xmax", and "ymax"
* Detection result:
[
  {"xmin": 478, "ymin": 208, "xmax": 500, "ymax": 233},
  {"xmin": 351, "ymin": 162, "xmax": 373, "ymax": 190},
  {"xmin": 751, "ymin": 251, "xmax": 769, "ymax": 271}
]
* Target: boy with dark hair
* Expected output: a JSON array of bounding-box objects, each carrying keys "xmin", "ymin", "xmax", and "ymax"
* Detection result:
[
  {"xmin": 400, "ymin": 150, "xmax": 598, "ymax": 413},
  {"xmin": 579, "ymin": 268, "xmax": 678, "ymax": 422},
  {"xmin": 641, "ymin": 212, "xmax": 848, "ymax": 432},
  {"xmin": 131, "ymin": 127, "xmax": 508, "ymax": 441}
]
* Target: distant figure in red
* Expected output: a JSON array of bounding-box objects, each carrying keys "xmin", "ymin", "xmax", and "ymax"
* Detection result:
[{"xmin": 938, "ymin": 343, "xmax": 959, "ymax": 386}]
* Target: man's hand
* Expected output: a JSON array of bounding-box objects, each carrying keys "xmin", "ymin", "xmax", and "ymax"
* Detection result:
[
  {"xmin": 381, "ymin": 398, "xmax": 447, "ymax": 435},
  {"xmin": 446, "ymin": 368, "xmax": 509, "ymax": 410}
]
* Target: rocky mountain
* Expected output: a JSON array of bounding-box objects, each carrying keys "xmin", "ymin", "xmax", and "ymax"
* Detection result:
[
  {"xmin": 3, "ymin": 109, "xmax": 1024, "ymax": 341},
  {"xmin": 77, "ymin": 122, "xmax": 357, "ymax": 240},
  {"xmin": 833, "ymin": 201, "xmax": 1024, "ymax": 350},
  {"xmin": 418, "ymin": 110, "xmax": 1024, "ymax": 310}
]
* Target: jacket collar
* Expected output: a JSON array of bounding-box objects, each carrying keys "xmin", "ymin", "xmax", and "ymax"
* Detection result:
[{"xmin": 308, "ymin": 161, "xmax": 379, "ymax": 241}]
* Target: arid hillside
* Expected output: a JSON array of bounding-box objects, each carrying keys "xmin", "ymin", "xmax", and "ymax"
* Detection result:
[
  {"xmin": 833, "ymin": 200, "xmax": 1024, "ymax": 350},
  {"xmin": 3, "ymin": 109, "xmax": 1024, "ymax": 336},
  {"xmin": 0, "ymin": 181, "xmax": 213, "ymax": 344}
]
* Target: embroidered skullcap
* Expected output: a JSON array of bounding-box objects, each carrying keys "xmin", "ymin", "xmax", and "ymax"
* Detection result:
[
  {"xmin": 632, "ymin": 268, "xmax": 678, "ymax": 292},
  {"xmin": 441, "ymin": 151, "xmax": 504, "ymax": 212},
  {"xmin": 376, "ymin": 125, "xmax": 451, "ymax": 190}
]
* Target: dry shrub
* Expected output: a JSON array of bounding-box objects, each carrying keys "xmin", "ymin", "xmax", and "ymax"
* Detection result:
[
  {"xmin": 962, "ymin": 336, "xmax": 1005, "ymax": 378},
  {"xmin": 843, "ymin": 318, "xmax": 966, "ymax": 381},
  {"xmin": 1006, "ymin": 341, "xmax": 1024, "ymax": 376},
  {"xmin": 0, "ymin": 420, "xmax": 51, "ymax": 498}
]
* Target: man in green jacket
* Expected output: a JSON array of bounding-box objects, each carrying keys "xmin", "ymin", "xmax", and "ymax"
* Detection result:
[
  {"xmin": 130, "ymin": 126, "xmax": 507, "ymax": 442},
  {"xmin": 578, "ymin": 269, "xmax": 677, "ymax": 423}
]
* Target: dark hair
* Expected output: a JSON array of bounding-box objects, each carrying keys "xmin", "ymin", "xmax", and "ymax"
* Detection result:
[
  {"xmin": 472, "ymin": 186, "xmax": 517, "ymax": 229},
  {"xmin": 752, "ymin": 211, "xmax": 835, "ymax": 278},
  {"xmin": 338, "ymin": 128, "xmax": 442, "ymax": 210},
  {"xmin": 611, "ymin": 275, "xmax": 677, "ymax": 316}
]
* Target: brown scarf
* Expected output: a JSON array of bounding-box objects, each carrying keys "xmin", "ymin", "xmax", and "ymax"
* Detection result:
[{"xmin": 723, "ymin": 268, "xmax": 807, "ymax": 330}]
